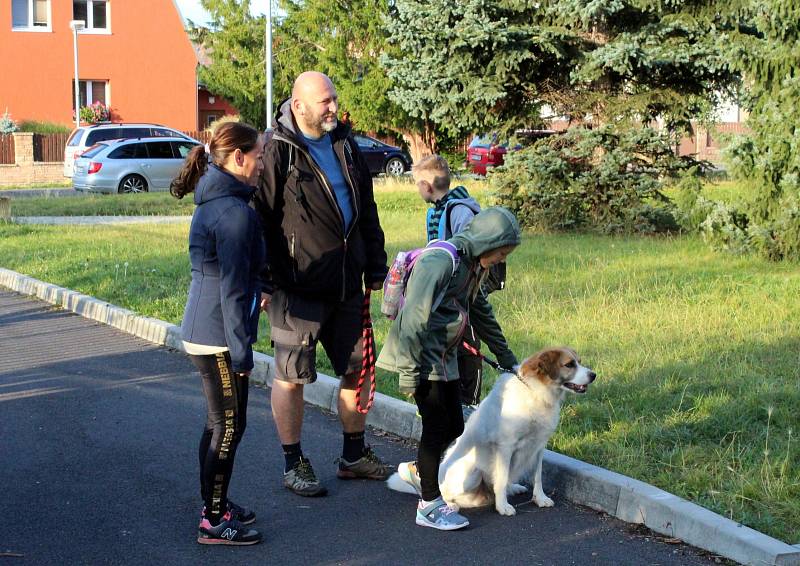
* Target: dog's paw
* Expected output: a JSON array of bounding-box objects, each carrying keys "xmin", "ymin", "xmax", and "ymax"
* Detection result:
[
  {"xmin": 507, "ymin": 483, "xmax": 528, "ymax": 496},
  {"xmin": 532, "ymin": 492, "xmax": 554, "ymax": 508},
  {"xmin": 495, "ymin": 501, "xmax": 517, "ymax": 516}
]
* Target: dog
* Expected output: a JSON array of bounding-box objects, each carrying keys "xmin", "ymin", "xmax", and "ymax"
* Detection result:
[{"xmin": 387, "ymin": 348, "xmax": 596, "ymax": 516}]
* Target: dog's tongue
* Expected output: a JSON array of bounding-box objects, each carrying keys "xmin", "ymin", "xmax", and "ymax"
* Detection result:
[{"xmin": 565, "ymin": 383, "xmax": 588, "ymax": 394}]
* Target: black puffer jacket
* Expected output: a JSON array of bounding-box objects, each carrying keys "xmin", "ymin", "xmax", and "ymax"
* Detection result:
[{"xmin": 253, "ymin": 99, "xmax": 388, "ymax": 301}]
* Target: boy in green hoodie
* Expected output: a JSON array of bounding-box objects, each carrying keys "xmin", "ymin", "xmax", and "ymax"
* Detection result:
[{"xmin": 377, "ymin": 207, "xmax": 520, "ymax": 530}]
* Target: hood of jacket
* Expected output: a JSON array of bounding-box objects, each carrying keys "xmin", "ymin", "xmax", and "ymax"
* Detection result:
[
  {"xmin": 194, "ymin": 164, "xmax": 255, "ymax": 206},
  {"xmin": 273, "ymin": 97, "xmax": 352, "ymax": 147},
  {"xmin": 450, "ymin": 206, "xmax": 521, "ymax": 259}
]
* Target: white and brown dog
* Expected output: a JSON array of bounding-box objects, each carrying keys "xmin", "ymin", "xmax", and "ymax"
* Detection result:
[{"xmin": 388, "ymin": 348, "xmax": 596, "ymax": 516}]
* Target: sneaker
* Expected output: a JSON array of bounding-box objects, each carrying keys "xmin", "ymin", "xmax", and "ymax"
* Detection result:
[
  {"xmin": 336, "ymin": 445, "xmax": 393, "ymax": 480},
  {"xmin": 397, "ymin": 461, "xmax": 422, "ymax": 496},
  {"xmin": 461, "ymin": 403, "xmax": 478, "ymax": 421},
  {"xmin": 416, "ymin": 497, "xmax": 470, "ymax": 531},
  {"xmin": 202, "ymin": 502, "xmax": 256, "ymax": 526},
  {"xmin": 197, "ymin": 511, "xmax": 262, "ymax": 545},
  {"xmin": 283, "ymin": 456, "xmax": 328, "ymax": 497},
  {"xmin": 227, "ymin": 500, "xmax": 256, "ymax": 525}
]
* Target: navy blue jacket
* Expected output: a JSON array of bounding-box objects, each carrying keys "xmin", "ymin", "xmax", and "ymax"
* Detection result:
[{"xmin": 180, "ymin": 164, "xmax": 267, "ymax": 372}]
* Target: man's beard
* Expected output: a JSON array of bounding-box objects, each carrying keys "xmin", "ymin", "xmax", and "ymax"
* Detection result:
[{"xmin": 304, "ymin": 106, "xmax": 338, "ymax": 134}]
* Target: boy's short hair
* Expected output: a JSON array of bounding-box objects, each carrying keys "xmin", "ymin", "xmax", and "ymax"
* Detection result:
[{"xmin": 412, "ymin": 155, "xmax": 451, "ymax": 193}]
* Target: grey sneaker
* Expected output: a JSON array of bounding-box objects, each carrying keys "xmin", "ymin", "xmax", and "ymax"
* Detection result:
[
  {"xmin": 283, "ymin": 456, "xmax": 328, "ymax": 497},
  {"xmin": 416, "ymin": 497, "xmax": 470, "ymax": 530},
  {"xmin": 461, "ymin": 403, "xmax": 478, "ymax": 421},
  {"xmin": 397, "ymin": 461, "xmax": 422, "ymax": 496},
  {"xmin": 336, "ymin": 445, "xmax": 393, "ymax": 480}
]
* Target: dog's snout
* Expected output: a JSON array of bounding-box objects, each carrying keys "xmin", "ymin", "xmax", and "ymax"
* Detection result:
[{"xmin": 588, "ymin": 371, "xmax": 597, "ymax": 382}]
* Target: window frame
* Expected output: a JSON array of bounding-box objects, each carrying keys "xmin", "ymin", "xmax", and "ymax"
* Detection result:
[
  {"xmin": 11, "ymin": 0, "xmax": 52, "ymax": 32},
  {"xmin": 72, "ymin": 0, "xmax": 111, "ymax": 34},
  {"xmin": 72, "ymin": 80, "xmax": 110, "ymax": 111}
]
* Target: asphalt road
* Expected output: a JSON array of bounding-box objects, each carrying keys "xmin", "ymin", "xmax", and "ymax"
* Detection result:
[{"xmin": 0, "ymin": 290, "xmax": 723, "ymax": 566}]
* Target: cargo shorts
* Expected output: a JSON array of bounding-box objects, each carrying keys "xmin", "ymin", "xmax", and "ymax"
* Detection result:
[{"xmin": 267, "ymin": 288, "xmax": 363, "ymax": 384}]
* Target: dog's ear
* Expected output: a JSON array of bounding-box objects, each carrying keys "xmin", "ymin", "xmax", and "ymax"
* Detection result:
[{"xmin": 535, "ymin": 350, "xmax": 562, "ymax": 380}]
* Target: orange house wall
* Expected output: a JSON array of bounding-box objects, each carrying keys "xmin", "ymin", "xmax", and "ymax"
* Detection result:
[{"xmin": 0, "ymin": 1, "xmax": 197, "ymax": 131}]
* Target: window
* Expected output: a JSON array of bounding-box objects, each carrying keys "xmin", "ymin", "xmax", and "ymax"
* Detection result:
[
  {"xmin": 206, "ymin": 114, "xmax": 219, "ymax": 127},
  {"xmin": 85, "ymin": 128, "xmax": 121, "ymax": 145},
  {"xmin": 108, "ymin": 143, "xmax": 148, "ymax": 159},
  {"xmin": 72, "ymin": 80, "xmax": 108, "ymax": 110},
  {"xmin": 354, "ymin": 135, "xmax": 378, "ymax": 149},
  {"xmin": 66, "ymin": 129, "xmax": 85, "ymax": 147},
  {"xmin": 73, "ymin": 0, "xmax": 108, "ymax": 31},
  {"xmin": 151, "ymin": 128, "xmax": 179, "ymax": 138},
  {"xmin": 12, "ymin": 0, "xmax": 50, "ymax": 30},
  {"xmin": 172, "ymin": 141, "xmax": 199, "ymax": 158},
  {"xmin": 146, "ymin": 142, "xmax": 176, "ymax": 159},
  {"xmin": 81, "ymin": 143, "xmax": 107, "ymax": 158}
]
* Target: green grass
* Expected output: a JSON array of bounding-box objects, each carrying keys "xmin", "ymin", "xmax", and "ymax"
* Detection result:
[
  {"xmin": 1, "ymin": 181, "xmax": 73, "ymax": 190},
  {"xmin": 9, "ymin": 192, "xmax": 195, "ymax": 217},
  {"xmin": 1, "ymin": 184, "xmax": 798, "ymax": 542}
]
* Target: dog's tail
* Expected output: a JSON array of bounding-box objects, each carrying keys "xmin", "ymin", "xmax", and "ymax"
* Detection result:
[{"xmin": 386, "ymin": 472, "xmax": 419, "ymax": 495}]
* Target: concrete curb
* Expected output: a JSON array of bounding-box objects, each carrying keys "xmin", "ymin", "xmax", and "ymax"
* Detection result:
[{"xmin": 1, "ymin": 267, "xmax": 798, "ymax": 566}]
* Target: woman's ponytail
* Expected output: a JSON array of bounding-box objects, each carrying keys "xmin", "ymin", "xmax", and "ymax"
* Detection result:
[{"xmin": 170, "ymin": 144, "xmax": 208, "ymax": 199}]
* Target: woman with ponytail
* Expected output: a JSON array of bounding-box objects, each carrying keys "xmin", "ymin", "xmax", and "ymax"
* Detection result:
[{"xmin": 171, "ymin": 121, "xmax": 266, "ymax": 546}]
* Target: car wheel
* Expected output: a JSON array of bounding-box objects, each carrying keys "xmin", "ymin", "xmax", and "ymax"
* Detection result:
[
  {"xmin": 384, "ymin": 157, "xmax": 406, "ymax": 176},
  {"xmin": 119, "ymin": 174, "xmax": 148, "ymax": 194}
]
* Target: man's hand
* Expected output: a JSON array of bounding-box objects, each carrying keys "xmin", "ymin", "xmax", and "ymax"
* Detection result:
[{"xmin": 260, "ymin": 292, "xmax": 272, "ymax": 311}]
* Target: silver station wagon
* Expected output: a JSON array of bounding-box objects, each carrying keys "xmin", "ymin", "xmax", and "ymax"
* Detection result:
[{"xmin": 72, "ymin": 137, "xmax": 201, "ymax": 194}]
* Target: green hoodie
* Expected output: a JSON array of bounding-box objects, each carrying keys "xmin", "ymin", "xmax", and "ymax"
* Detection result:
[{"xmin": 376, "ymin": 207, "xmax": 521, "ymax": 393}]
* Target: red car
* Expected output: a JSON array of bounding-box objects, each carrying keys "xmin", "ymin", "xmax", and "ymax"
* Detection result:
[{"xmin": 466, "ymin": 130, "xmax": 556, "ymax": 175}]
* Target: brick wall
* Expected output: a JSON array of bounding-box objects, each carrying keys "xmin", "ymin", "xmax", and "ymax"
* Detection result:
[{"xmin": 0, "ymin": 133, "xmax": 65, "ymax": 187}]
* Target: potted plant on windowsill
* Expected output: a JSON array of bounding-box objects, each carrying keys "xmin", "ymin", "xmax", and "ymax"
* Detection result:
[{"xmin": 76, "ymin": 101, "xmax": 112, "ymax": 125}]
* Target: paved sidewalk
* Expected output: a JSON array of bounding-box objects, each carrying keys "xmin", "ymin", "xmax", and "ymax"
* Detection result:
[{"xmin": 1, "ymin": 290, "xmax": 719, "ymax": 565}]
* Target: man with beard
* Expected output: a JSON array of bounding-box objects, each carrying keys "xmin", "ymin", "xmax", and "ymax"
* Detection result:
[{"xmin": 253, "ymin": 71, "xmax": 391, "ymax": 497}]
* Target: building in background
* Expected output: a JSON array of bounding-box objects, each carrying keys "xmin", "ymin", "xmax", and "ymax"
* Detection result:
[{"xmin": 0, "ymin": 1, "xmax": 214, "ymax": 131}]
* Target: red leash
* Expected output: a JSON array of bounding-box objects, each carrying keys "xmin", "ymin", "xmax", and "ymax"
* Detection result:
[
  {"xmin": 461, "ymin": 340, "xmax": 512, "ymax": 373},
  {"xmin": 355, "ymin": 288, "xmax": 377, "ymax": 414}
]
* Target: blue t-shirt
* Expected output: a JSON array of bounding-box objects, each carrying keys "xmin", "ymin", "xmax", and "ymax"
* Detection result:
[{"xmin": 302, "ymin": 132, "xmax": 354, "ymax": 232}]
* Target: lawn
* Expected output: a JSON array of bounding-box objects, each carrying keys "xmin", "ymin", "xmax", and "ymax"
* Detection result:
[{"xmin": 1, "ymin": 180, "xmax": 797, "ymax": 542}]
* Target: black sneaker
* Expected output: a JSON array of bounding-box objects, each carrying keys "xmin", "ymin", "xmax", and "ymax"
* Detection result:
[
  {"xmin": 283, "ymin": 456, "xmax": 328, "ymax": 497},
  {"xmin": 197, "ymin": 511, "xmax": 262, "ymax": 546},
  {"xmin": 336, "ymin": 445, "xmax": 393, "ymax": 480},
  {"xmin": 227, "ymin": 500, "xmax": 256, "ymax": 525}
]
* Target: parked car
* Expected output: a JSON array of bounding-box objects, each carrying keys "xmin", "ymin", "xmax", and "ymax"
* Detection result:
[
  {"xmin": 466, "ymin": 130, "xmax": 556, "ymax": 175},
  {"xmin": 72, "ymin": 137, "xmax": 201, "ymax": 194},
  {"xmin": 64, "ymin": 123, "xmax": 199, "ymax": 178},
  {"xmin": 352, "ymin": 133, "xmax": 411, "ymax": 176}
]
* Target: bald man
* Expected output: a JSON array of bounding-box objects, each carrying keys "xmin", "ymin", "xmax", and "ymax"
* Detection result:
[{"xmin": 253, "ymin": 72, "xmax": 391, "ymax": 497}]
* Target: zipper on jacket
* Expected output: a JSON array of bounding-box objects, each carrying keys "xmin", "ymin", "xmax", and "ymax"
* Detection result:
[
  {"xmin": 274, "ymin": 132, "xmax": 359, "ymax": 297},
  {"xmin": 290, "ymin": 232, "xmax": 297, "ymax": 282}
]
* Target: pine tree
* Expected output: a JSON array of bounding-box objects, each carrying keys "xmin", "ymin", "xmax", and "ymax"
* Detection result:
[
  {"xmin": 383, "ymin": 0, "xmax": 740, "ymax": 138},
  {"xmin": 724, "ymin": 0, "xmax": 800, "ymax": 259}
]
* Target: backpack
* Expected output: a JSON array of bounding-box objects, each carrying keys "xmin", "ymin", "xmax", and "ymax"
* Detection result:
[
  {"xmin": 427, "ymin": 200, "xmax": 507, "ymax": 295},
  {"xmin": 381, "ymin": 240, "xmax": 459, "ymax": 320}
]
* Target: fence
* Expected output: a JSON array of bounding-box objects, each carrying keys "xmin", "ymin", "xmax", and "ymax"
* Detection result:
[
  {"xmin": 0, "ymin": 135, "xmax": 14, "ymax": 165},
  {"xmin": 183, "ymin": 130, "xmax": 211, "ymax": 144},
  {"xmin": 33, "ymin": 132, "xmax": 69, "ymax": 162}
]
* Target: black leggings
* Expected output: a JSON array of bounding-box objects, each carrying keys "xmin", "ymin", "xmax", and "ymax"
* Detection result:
[
  {"xmin": 414, "ymin": 380, "xmax": 464, "ymax": 501},
  {"xmin": 191, "ymin": 352, "xmax": 249, "ymax": 521},
  {"xmin": 458, "ymin": 324, "xmax": 483, "ymax": 406}
]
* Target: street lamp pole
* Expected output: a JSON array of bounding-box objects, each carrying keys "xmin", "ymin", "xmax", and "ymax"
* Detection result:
[
  {"xmin": 265, "ymin": 1, "xmax": 272, "ymax": 131},
  {"xmin": 69, "ymin": 20, "xmax": 85, "ymax": 131}
]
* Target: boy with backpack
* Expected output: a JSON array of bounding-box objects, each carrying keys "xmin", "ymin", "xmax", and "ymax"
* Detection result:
[
  {"xmin": 413, "ymin": 155, "xmax": 504, "ymax": 418},
  {"xmin": 377, "ymin": 207, "xmax": 520, "ymax": 530}
]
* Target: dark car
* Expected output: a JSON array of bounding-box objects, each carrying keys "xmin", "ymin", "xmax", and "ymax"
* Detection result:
[
  {"xmin": 352, "ymin": 133, "xmax": 411, "ymax": 176},
  {"xmin": 466, "ymin": 130, "xmax": 556, "ymax": 175}
]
